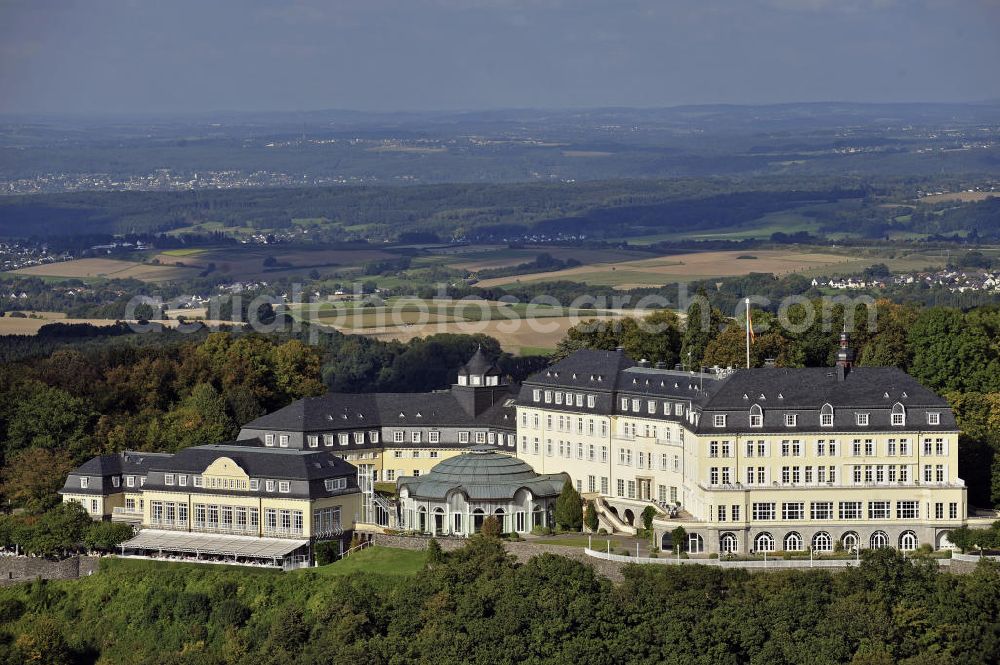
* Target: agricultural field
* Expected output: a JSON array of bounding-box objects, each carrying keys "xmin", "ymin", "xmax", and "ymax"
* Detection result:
[
  {"xmin": 918, "ymin": 191, "xmax": 999, "ymax": 204},
  {"xmin": 433, "ymin": 246, "xmax": 654, "ymax": 272},
  {"xmin": 12, "ymin": 257, "xmax": 199, "ymax": 282},
  {"xmin": 472, "ymin": 249, "xmax": 854, "ymax": 289},
  {"xmin": 290, "ymin": 297, "xmax": 643, "ymax": 354},
  {"xmin": 0, "ymin": 310, "xmax": 228, "ymax": 335},
  {"xmin": 152, "ymin": 246, "xmax": 399, "ymax": 280},
  {"xmin": 473, "ymin": 247, "xmax": 951, "ymax": 290}
]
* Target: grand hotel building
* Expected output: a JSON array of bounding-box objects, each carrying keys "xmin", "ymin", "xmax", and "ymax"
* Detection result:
[
  {"xmin": 62, "ymin": 339, "xmax": 969, "ymax": 561},
  {"xmin": 515, "ymin": 335, "xmax": 966, "ymax": 555}
]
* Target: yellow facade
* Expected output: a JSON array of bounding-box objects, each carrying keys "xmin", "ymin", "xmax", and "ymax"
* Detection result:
[{"xmin": 516, "ymin": 405, "xmax": 966, "ymax": 554}]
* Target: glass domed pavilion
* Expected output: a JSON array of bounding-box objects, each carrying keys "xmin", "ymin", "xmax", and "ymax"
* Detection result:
[{"xmin": 397, "ymin": 446, "xmax": 567, "ymax": 536}]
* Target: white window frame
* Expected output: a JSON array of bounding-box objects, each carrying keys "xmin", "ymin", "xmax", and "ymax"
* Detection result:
[
  {"xmin": 429, "ymin": 431, "xmax": 440, "ymax": 444},
  {"xmin": 80, "ymin": 476, "xmax": 89, "ymax": 489},
  {"xmin": 713, "ymin": 414, "xmax": 726, "ymax": 428},
  {"xmin": 265, "ymin": 434, "xmax": 275, "ymax": 447},
  {"xmin": 927, "ymin": 412, "xmax": 940, "ymax": 425}
]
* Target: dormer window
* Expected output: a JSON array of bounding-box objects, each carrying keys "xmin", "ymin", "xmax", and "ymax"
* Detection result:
[
  {"xmin": 927, "ymin": 412, "xmax": 940, "ymax": 425},
  {"xmin": 279, "ymin": 435, "xmax": 289, "ymax": 448},
  {"xmin": 820, "ymin": 403, "xmax": 834, "ymax": 427},
  {"xmin": 749, "ymin": 404, "xmax": 763, "ymax": 428},
  {"xmin": 533, "ymin": 389, "xmax": 541, "ymax": 402},
  {"xmin": 544, "ymin": 391, "xmax": 552, "ymax": 403},
  {"xmin": 265, "ymin": 434, "xmax": 275, "ymax": 447},
  {"xmin": 856, "ymin": 413, "xmax": 870, "ymax": 426},
  {"xmin": 340, "ymin": 433, "xmax": 350, "ymax": 445},
  {"xmin": 784, "ymin": 414, "xmax": 797, "ymax": 427},
  {"xmin": 891, "ymin": 403, "xmax": 905, "ymax": 427},
  {"xmin": 80, "ymin": 477, "xmax": 89, "ymax": 489},
  {"xmin": 308, "ymin": 435, "xmax": 319, "ymax": 448},
  {"xmin": 713, "ymin": 414, "xmax": 727, "ymax": 428}
]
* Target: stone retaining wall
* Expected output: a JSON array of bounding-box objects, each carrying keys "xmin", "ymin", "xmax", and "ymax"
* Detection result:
[{"xmin": 0, "ymin": 555, "xmax": 101, "ymax": 586}]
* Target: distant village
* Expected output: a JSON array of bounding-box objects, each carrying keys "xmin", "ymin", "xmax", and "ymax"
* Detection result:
[{"xmin": 813, "ymin": 268, "xmax": 1000, "ymax": 294}]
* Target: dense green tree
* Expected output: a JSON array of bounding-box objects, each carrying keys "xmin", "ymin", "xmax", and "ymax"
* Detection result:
[
  {"xmin": 0, "ymin": 448, "xmax": 75, "ymax": 513},
  {"xmin": 479, "ymin": 515, "xmax": 502, "ymax": 539},
  {"xmin": 554, "ymin": 479, "xmax": 583, "ymax": 531},
  {"xmin": 584, "ymin": 500, "xmax": 599, "ymax": 532},
  {"xmin": 680, "ymin": 293, "xmax": 725, "ymax": 370},
  {"xmin": 641, "ymin": 505, "xmax": 657, "ymax": 532},
  {"xmin": 83, "ymin": 522, "xmax": 134, "ymax": 552},
  {"xmin": 427, "ymin": 537, "xmax": 445, "ymax": 564},
  {"xmin": 4, "ymin": 381, "xmax": 92, "ymax": 456}
]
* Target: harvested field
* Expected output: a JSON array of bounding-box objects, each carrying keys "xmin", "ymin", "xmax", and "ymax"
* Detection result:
[
  {"xmin": 332, "ymin": 314, "xmax": 638, "ymax": 355},
  {"xmin": 13, "ymin": 258, "xmax": 198, "ymax": 282},
  {"xmin": 473, "ymin": 249, "xmax": 855, "ymax": 289}
]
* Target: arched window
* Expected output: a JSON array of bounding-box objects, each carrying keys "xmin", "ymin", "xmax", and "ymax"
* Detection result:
[
  {"xmin": 870, "ymin": 531, "xmax": 889, "ymax": 549},
  {"xmin": 812, "ymin": 531, "xmax": 832, "ymax": 552},
  {"xmin": 899, "ymin": 531, "xmax": 918, "ymax": 551},
  {"xmin": 820, "ymin": 403, "xmax": 834, "ymax": 427},
  {"xmin": 842, "ymin": 532, "xmax": 860, "ymax": 552},
  {"xmin": 754, "ymin": 532, "xmax": 775, "ymax": 552},
  {"xmin": 688, "ymin": 533, "xmax": 705, "ymax": 553},
  {"xmin": 891, "ymin": 402, "xmax": 906, "ymax": 427},
  {"xmin": 749, "ymin": 404, "xmax": 763, "ymax": 428},
  {"xmin": 720, "ymin": 532, "xmax": 739, "ymax": 553},
  {"xmin": 532, "ymin": 504, "xmax": 544, "ymax": 529},
  {"xmin": 784, "ymin": 532, "xmax": 803, "ymax": 551}
]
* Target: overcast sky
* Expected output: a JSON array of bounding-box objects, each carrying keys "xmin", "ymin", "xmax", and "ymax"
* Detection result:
[{"xmin": 2, "ymin": 0, "xmax": 999, "ymax": 114}]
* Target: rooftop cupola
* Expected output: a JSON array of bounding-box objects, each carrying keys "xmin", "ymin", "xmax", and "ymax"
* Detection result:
[
  {"xmin": 457, "ymin": 345, "xmax": 503, "ymax": 387},
  {"xmin": 453, "ymin": 346, "xmax": 509, "ymax": 416}
]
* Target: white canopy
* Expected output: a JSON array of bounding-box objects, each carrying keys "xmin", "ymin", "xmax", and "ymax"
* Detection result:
[{"xmin": 121, "ymin": 529, "xmax": 307, "ymax": 559}]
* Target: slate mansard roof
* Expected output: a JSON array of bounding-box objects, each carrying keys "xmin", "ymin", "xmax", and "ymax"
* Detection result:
[
  {"xmin": 60, "ymin": 451, "xmax": 173, "ymax": 496},
  {"xmin": 517, "ymin": 348, "xmax": 956, "ymax": 434},
  {"xmin": 147, "ymin": 442, "xmax": 357, "ymax": 481},
  {"xmin": 694, "ymin": 366, "xmax": 956, "ymax": 434},
  {"xmin": 242, "ymin": 390, "xmax": 516, "ymax": 433},
  {"xmin": 397, "ymin": 447, "xmax": 567, "ymax": 501},
  {"xmin": 62, "ymin": 442, "xmax": 359, "ymax": 500}
]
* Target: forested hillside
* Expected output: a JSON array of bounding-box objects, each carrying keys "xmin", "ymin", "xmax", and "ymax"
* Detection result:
[{"xmin": 0, "ymin": 538, "xmax": 997, "ymax": 664}]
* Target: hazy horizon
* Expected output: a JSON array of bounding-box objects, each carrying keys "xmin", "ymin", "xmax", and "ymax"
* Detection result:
[{"xmin": 2, "ymin": 0, "xmax": 1000, "ymax": 115}]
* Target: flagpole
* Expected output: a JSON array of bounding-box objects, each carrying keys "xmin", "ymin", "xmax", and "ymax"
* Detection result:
[{"xmin": 745, "ymin": 298, "xmax": 750, "ymax": 369}]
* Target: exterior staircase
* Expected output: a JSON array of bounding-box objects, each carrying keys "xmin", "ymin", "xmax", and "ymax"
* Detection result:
[{"xmin": 593, "ymin": 497, "xmax": 636, "ymax": 535}]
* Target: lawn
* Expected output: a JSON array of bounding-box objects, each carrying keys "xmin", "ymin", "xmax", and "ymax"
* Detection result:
[{"xmin": 300, "ymin": 546, "xmax": 427, "ymax": 577}]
